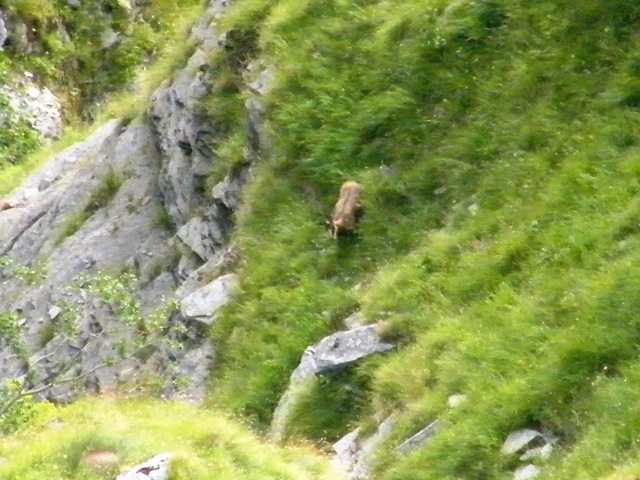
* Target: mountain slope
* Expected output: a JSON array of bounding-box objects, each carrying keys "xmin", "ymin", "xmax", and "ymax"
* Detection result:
[
  {"xmin": 4, "ymin": 0, "xmax": 640, "ymax": 479},
  {"xmin": 206, "ymin": 1, "xmax": 640, "ymax": 479}
]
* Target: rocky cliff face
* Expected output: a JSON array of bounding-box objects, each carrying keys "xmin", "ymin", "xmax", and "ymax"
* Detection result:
[{"xmin": 0, "ymin": 0, "xmax": 267, "ymax": 403}]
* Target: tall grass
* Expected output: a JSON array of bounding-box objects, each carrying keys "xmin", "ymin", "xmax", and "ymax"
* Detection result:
[{"xmin": 208, "ymin": 0, "xmax": 640, "ymax": 478}]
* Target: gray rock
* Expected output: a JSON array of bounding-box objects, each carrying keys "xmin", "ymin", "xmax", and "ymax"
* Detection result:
[
  {"xmin": 167, "ymin": 342, "xmax": 213, "ymax": 400},
  {"xmin": 395, "ymin": 420, "xmax": 442, "ymax": 455},
  {"xmin": 180, "ymin": 273, "xmax": 237, "ymax": 323},
  {"xmin": 513, "ymin": 464, "xmax": 540, "ymax": 480},
  {"xmin": 148, "ymin": 0, "xmax": 263, "ymax": 242},
  {"xmin": 520, "ymin": 443, "xmax": 553, "ymax": 461},
  {"xmin": 148, "ymin": 1, "xmax": 230, "ymax": 229},
  {"xmin": 313, "ymin": 325, "xmax": 395, "ymax": 373},
  {"xmin": 176, "ymin": 216, "xmax": 225, "ymax": 261},
  {"xmin": 211, "ymin": 162, "xmax": 252, "ymax": 211},
  {"xmin": 116, "ymin": 453, "xmax": 173, "ymax": 480},
  {"xmin": 0, "ymin": 116, "xmax": 185, "ymax": 401},
  {"xmin": 343, "ymin": 312, "xmax": 366, "ymax": 329},
  {"xmin": 332, "ymin": 415, "xmax": 396, "ymax": 480},
  {"xmin": 175, "ymin": 244, "xmax": 240, "ymax": 298},
  {"xmin": 270, "ymin": 324, "xmax": 394, "ymax": 440},
  {"xmin": 447, "ymin": 394, "xmax": 467, "ymax": 408},
  {"xmin": 3, "ymin": 14, "xmax": 29, "ymax": 53},
  {"xmin": 0, "ymin": 75, "xmax": 62, "ymax": 140},
  {"xmin": 501, "ymin": 429, "xmax": 543, "ymax": 455},
  {"xmin": 0, "ymin": 0, "xmax": 263, "ymax": 408},
  {"xmin": 247, "ymin": 65, "xmax": 275, "ymax": 95},
  {"xmin": 0, "ymin": 14, "xmax": 7, "ymax": 49},
  {"xmin": 101, "ymin": 27, "xmax": 120, "ymax": 49},
  {"xmin": 333, "ymin": 429, "xmax": 361, "ymax": 469},
  {"xmin": 47, "ymin": 306, "xmax": 61, "ymax": 320}
]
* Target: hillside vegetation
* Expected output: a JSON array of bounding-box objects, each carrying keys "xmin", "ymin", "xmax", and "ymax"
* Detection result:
[
  {"xmin": 0, "ymin": 397, "xmax": 339, "ymax": 480},
  {"xmin": 3, "ymin": 0, "xmax": 640, "ymax": 479},
  {"xmin": 206, "ymin": 0, "xmax": 640, "ymax": 479}
]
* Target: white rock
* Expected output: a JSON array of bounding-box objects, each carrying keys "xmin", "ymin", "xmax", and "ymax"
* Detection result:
[
  {"xmin": 501, "ymin": 429, "xmax": 542, "ymax": 455},
  {"xmin": 48, "ymin": 306, "xmax": 62, "ymax": 320},
  {"xmin": 116, "ymin": 453, "xmax": 173, "ymax": 480},
  {"xmin": 395, "ymin": 419, "xmax": 442, "ymax": 455},
  {"xmin": 520, "ymin": 443, "xmax": 553, "ymax": 461},
  {"xmin": 447, "ymin": 394, "xmax": 467, "ymax": 408},
  {"xmin": 332, "ymin": 428, "xmax": 360, "ymax": 470},
  {"xmin": 180, "ymin": 273, "xmax": 237, "ymax": 322},
  {"xmin": 513, "ymin": 464, "xmax": 540, "ymax": 480}
]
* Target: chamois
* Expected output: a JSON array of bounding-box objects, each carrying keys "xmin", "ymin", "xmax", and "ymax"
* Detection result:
[
  {"xmin": 326, "ymin": 181, "xmax": 363, "ymax": 238},
  {"xmin": 0, "ymin": 200, "xmax": 19, "ymax": 212}
]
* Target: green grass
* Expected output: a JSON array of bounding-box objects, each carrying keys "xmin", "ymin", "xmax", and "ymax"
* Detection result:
[
  {"xmin": 206, "ymin": 0, "xmax": 640, "ymax": 479},
  {"xmin": 6, "ymin": 0, "xmax": 640, "ymax": 478},
  {"xmin": 0, "ymin": 396, "xmax": 341, "ymax": 480}
]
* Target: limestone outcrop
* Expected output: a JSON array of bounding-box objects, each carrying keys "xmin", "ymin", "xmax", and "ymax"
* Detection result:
[{"xmin": 0, "ymin": 0, "xmax": 269, "ymax": 404}]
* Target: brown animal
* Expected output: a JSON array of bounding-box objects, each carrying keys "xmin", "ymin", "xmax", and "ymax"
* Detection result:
[
  {"xmin": 0, "ymin": 199, "xmax": 24, "ymax": 212},
  {"xmin": 326, "ymin": 181, "xmax": 363, "ymax": 238}
]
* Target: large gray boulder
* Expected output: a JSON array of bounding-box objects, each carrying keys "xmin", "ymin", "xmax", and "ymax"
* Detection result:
[{"xmin": 270, "ymin": 323, "xmax": 394, "ymax": 440}]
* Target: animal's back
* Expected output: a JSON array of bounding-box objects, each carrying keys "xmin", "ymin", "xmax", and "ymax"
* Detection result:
[{"xmin": 334, "ymin": 181, "xmax": 362, "ymax": 216}]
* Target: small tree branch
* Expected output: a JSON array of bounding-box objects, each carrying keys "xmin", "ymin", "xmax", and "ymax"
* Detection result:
[{"xmin": 0, "ymin": 362, "xmax": 108, "ymax": 418}]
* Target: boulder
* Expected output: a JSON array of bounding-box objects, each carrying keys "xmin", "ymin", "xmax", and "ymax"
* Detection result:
[
  {"xmin": 270, "ymin": 323, "xmax": 394, "ymax": 440},
  {"xmin": 180, "ymin": 273, "xmax": 237, "ymax": 323},
  {"xmin": 312, "ymin": 325, "xmax": 395, "ymax": 373}
]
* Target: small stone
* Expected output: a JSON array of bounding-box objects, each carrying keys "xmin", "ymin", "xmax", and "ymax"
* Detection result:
[
  {"xmin": 48, "ymin": 306, "xmax": 62, "ymax": 320},
  {"xmin": 447, "ymin": 394, "xmax": 467, "ymax": 408},
  {"xmin": 520, "ymin": 443, "xmax": 553, "ymax": 461},
  {"xmin": 513, "ymin": 464, "xmax": 540, "ymax": 480},
  {"xmin": 116, "ymin": 453, "xmax": 172, "ymax": 480},
  {"xmin": 501, "ymin": 429, "xmax": 543, "ymax": 455},
  {"xmin": 395, "ymin": 420, "xmax": 442, "ymax": 455}
]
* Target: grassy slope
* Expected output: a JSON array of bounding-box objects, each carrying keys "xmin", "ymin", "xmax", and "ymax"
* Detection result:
[
  {"xmin": 5, "ymin": 0, "xmax": 640, "ymax": 478},
  {"xmin": 0, "ymin": 397, "xmax": 340, "ymax": 480},
  {"xmin": 208, "ymin": 0, "xmax": 640, "ymax": 478}
]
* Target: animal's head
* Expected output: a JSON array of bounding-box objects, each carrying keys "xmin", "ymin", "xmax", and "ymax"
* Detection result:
[{"xmin": 325, "ymin": 218, "xmax": 344, "ymax": 238}]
